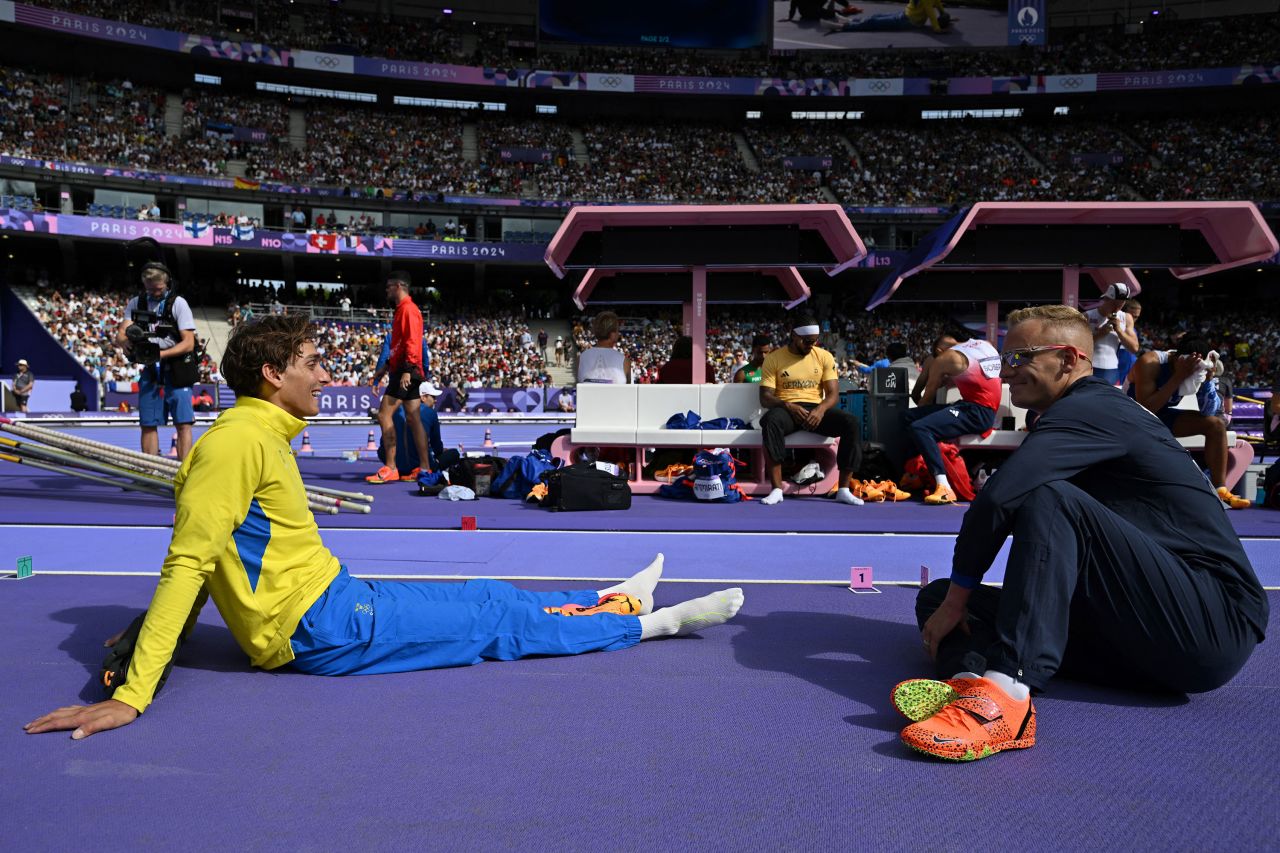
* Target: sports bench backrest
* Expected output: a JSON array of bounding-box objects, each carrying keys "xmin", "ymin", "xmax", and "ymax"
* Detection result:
[
  {"xmin": 636, "ymin": 384, "xmax": 701, "ymax": 429},
  {"xmin": 576, "ymin": 383, "xmax": 639, "ymax": 430},
  {"xmin": 699, "ymin": 384, "xmax": 762, "ymax": 423}
]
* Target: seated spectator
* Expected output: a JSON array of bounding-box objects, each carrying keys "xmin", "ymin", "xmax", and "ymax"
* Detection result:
[
  {"xmin": 656, "ymin": 336, "xmax": 715, "ymax": 384},
  {"xmin": 1129, "ymin": 335, "xmax": 1250, "ymax": 509},
  {"xmin": 69, "ymin": 384, "xmax": 88, "ymax": 412},
  {"xmin": 414, "ymin": 379, "xmax": 460, "ymax": 471},
  {"xmin": 577, "ymin": 311, "xmax": 630, "ymax": 385},
  {"xmin": 902, "ymin": 333, "xmax": 1002, "ymax": 505},
  {"xmin": 912, "ymin": 333, "xmax": 959, "ymax": 406},
  {"xmin": 758, "ymin": 313, "xmax": 865, "ymax": 507},
  {"xmin": 733, "ymin": 335, "xmax": 773, "ymax": 384},
  {"xmin": 192, "ymin": 388, "xmax": 216, "ymax": 412}
]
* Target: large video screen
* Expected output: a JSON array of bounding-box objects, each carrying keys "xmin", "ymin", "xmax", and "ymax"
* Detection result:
[
  {"xmin": 773, "ymin": 0, "xmax": 1041, "ymax": 51},
  {"xmin": 539, "ymin": 0, "xmax": 771, "ymax": 50}
]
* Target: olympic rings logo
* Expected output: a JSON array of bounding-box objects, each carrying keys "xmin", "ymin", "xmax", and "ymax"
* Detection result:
[
  {"xmin": 869, "ymin": 80, "xmax": 890, "ymax": 92},
  {"xmin": 1060, "ymin": 76, "xmax": 1082, "ymax": 89},
  {"xmin": 312, "ymin": 55, "xmax": 342, "ymax": 68},
  {"xmin": 599, "ymin": 76, "xmax": 622, "ymax": 87}
]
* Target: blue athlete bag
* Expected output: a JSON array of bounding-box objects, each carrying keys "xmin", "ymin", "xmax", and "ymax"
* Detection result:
[
  {"xmin": 490, "ymin": 449, "xmax": 561, "ymax": 499},
  {"xmin": 658, "ymin": 449, "xmax": 748, "ymax": 503}
]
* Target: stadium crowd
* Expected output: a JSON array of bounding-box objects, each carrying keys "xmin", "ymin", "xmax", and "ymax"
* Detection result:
[
  {"xmin": 15, "ymin": 272, "xmax": 1280, "ymax": 415},
  {"xmin": 569, "ymin": 307, "xmax": 955, "ymax": 386},
  {"xmin": 31, "ymin": 0, "xmax": 1280, "ymax": 79},
  {"xmin": 6, "ymin": 62, "xmax": 1280, "ymax": 207}
]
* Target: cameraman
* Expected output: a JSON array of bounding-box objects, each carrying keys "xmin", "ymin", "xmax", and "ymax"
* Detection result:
[{"xmin": 115, "ymin": 263, "xmax": 198, "ymax": 460}]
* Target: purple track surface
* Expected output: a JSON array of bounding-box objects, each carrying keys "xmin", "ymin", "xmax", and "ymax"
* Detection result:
[
  {"xmin": 4, "ymin": 440, "xmax": 1280, "ymax": 584},
  {"xmin": 7, "ymin": 575, "xmax": 1278, "ymax": 851}
]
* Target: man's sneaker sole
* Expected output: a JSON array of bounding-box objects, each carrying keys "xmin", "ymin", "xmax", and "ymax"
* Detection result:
[
  {"xmin": 899, "ymin": 688, "xmax": 1037, "ymax": 761},
  {"xmin": 901, "ymin": 712, "xmax": 1037, "ymax": 762},
  {"xmin": 891, "ymin": 679, "xmax": 962, "ymax": 722},
  {"xmin": 901, "ymin": 736, "xmax": 1035, "ymax": 762}
]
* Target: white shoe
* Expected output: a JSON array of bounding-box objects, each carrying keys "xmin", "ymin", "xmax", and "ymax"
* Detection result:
[{"xmin": 790, "ymin": 462, "xmax": 823, "ymax": 486}]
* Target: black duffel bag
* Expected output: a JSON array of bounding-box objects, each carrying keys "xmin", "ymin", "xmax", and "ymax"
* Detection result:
[{"xmin": 544, "ymin": 462, "xmax": 632, "ymax": 511}]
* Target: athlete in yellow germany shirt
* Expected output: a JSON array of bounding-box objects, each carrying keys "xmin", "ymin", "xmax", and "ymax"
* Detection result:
[{"xmin": 757, "ymin": 316, "xmax": 866, "ymax": 506}]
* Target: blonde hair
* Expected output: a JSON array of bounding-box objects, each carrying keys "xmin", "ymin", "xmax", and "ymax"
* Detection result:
[
  {"xmin": 591, "ymin": 311, "xmax": 620, "ymax": 341},
  {"xmin": 1006, "ymin": 304, "xmax": 1091, "ymax": 343}
]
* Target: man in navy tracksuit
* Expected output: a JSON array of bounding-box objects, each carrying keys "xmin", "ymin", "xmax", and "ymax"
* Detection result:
[{"xmin": 896, "ymin": 305, "xmax": 1268, "ymax": 762}]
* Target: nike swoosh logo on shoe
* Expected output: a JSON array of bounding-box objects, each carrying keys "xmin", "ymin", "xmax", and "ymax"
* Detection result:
[{"xmin": 932, "ymin": 735, "xmax": 960, "ymax": 743}]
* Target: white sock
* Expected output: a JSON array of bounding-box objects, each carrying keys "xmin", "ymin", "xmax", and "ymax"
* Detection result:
[
  {"xmin": 835, "ymin": 487, "xmax": 864, "ymax": 506},
  {"xmin": 983, "ymin": 669, "xmax": 1031, "ymax": 702},
  {"xmin": 950, "ymin": 671, "xmax": 982, "ymax": 681},
  {"xmin": 934, "ymin": 474, "xmax": 951, "ymax": 491},
  {"xmin": 639, "ymin": 589, "xmax": 744, "ymax": 640},
  {"xmin": 598, "ymin": 553, "xmax": 664, "ymax": 615},
  {"xmin": 761, "ymin": 488, "xmax": 784, "ymax": 506}
]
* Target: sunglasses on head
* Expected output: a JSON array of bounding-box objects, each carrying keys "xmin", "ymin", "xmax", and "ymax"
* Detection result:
[{"xmin": 1001, "ymin": 345, "xmax": 1092, "ymax": 369}]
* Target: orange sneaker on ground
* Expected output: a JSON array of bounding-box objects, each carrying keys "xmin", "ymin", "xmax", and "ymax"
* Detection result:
[
  {"xmin": 1217, "ymin": 487, "xmax": 1251, "ymax": 510},
  {"xmin": 544, "ymin": 593, "xmax": 643, "ymax": 617},
  {"xmin": 851, "ymin": 479, "xmax": 885, "ymax": 502},
  {"xmin": 399, "ymin": 467, "xmax": 421, "ymax": 482},
  {"xmin": 869, "ymin": 479, "xmax": 912, "ymax": 502},
  {"xmin": 899, "ymin": 676, "xmax": 1036, "ymax": 761},
  {"xmin": 924, "ymin": 484, "xmax": 957, "ymax": 505},
  {"xmin": 890, "ymin": 677, "xmax": 982, "ymax": 722},
  {"xmin": 365, "ymin": 465, "xmax": 399, "ymax": 484}
]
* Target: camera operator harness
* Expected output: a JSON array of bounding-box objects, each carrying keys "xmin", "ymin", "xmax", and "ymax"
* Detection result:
[{"xmin": 128, "ymin": 283, "xmax": 200, "ymax": 387}]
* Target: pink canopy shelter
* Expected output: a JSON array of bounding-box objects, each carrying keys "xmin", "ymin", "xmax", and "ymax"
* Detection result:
[
  {"xmin": 544, "ymin": 204, "xmax": 867, "ymax": 383},
  {"xmin": 867, "ymin": 201, "xmax": 1279, "ymax": 342}
]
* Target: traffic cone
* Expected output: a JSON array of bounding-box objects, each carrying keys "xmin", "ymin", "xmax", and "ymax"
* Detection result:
[
  {"xmin": 167, "ymin": 433, "xmax": 178, "ymax": 457},
  {"xmin": 483, "ymin": 428, "xmax": 493, "ymax": 449},
  {"xmin": 366, "ymin": 430, "xmax": 378, "ymax": 451},
  {"xmin": 299, "ymin": 431, "xmax": 314, "ymax": 455}
]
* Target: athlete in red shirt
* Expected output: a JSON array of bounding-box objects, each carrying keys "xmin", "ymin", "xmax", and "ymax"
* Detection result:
[
  {"xmin": 367, "ymin": 271, "xmax": 432, "ymax": 484},
  {"xmin": 903, "ymin": 334, "xmax": 1004, "ymax": 505}
]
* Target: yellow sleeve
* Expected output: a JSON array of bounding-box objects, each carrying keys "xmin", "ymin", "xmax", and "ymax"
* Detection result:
[
  {"xmin": 112, "ymin": 430, "xmax": 262, "ymax": 714},
  {"xmin": 927, "ymin": 0, "xmax": 943, "ymax": 31},
  {"xmin": 820, "ymin": 350, "xmax": 838, "ymax": 384}
]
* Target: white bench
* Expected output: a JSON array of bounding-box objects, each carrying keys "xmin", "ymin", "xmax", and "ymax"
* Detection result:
[
  {"xmin": 947, "ymin": 385, "xmax": 1028, "ymax": 451},
  {"xmin": 554, "ymin": 383, "xmax": 840, "ymax": 496}
]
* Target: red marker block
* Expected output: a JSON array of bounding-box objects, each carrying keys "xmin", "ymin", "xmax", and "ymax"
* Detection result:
[{"xmin": 461, "ymin": 516, "xmax": 477, "ymax": 531}]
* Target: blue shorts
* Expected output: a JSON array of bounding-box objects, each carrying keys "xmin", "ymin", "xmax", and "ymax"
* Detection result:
[
  {"xmin": 138, "ymin": 371, "xmax": 194, "ymax": 427},
  {"xmin": 290, "ymin": 567, "xmax": 641, "ymax": 676}
]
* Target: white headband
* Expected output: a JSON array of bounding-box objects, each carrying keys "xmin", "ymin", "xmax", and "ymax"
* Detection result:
[{"xmin": 793, "ymin": 325, "xmax": 820, "ymax": 336}]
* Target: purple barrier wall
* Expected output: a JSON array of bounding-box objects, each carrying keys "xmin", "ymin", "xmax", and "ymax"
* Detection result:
[{"xmin": 1, "ymin": 284, "xmax": 99, "ymax": 412}]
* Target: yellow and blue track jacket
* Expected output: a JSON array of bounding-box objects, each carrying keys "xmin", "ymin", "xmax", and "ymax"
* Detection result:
[
  {"xmin": 113, "ymin": 396, "xmax": 340, "ymax": 713},
  {"xmin": 906, "ymin": 0, "xmax": 946, "ymax": 31}
]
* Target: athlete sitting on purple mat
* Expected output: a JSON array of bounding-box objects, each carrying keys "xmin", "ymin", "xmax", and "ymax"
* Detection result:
[{"xmin": 25, "ymin": 315, "xmax": 743, "ymax": 740}]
